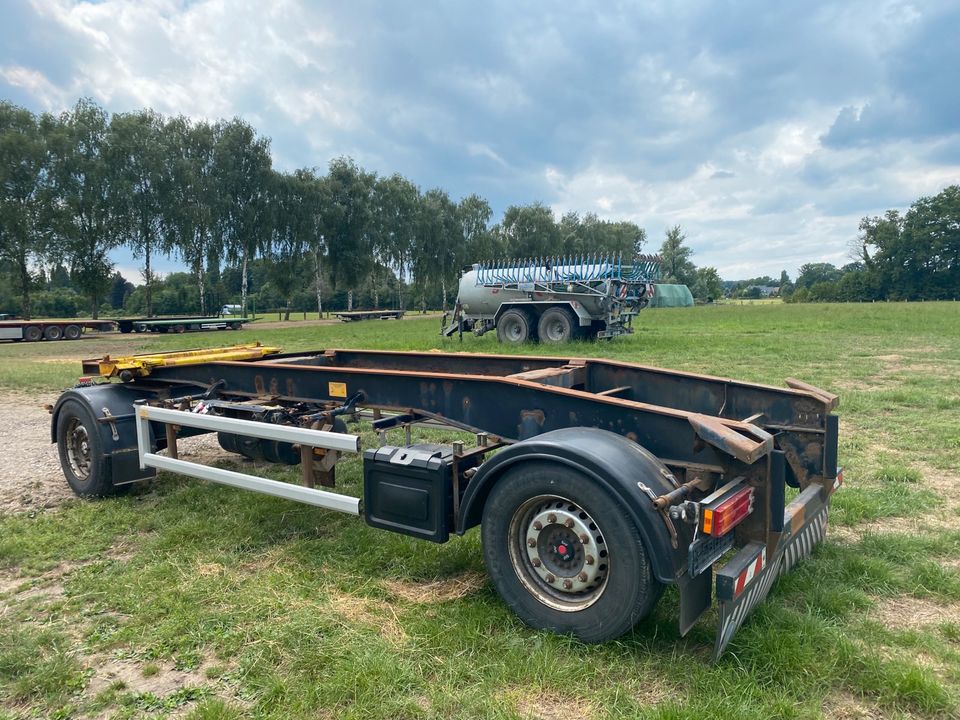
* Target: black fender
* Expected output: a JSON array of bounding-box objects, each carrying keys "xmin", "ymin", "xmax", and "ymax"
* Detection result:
[
  {"xmin": 51, "ymin": 384, "xmax": 158, "ymax": 486},
  {"xmin": 50, "ymin": 383, "xmax": 203, "ymax": 486},
  {"xmin": 458, "ymin": 427, "xmax": 683, "ymax": 584}
]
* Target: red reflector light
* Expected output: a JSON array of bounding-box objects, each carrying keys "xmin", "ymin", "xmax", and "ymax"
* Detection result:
[{"xmin": 701, "ymin": 486, "xmax": 754, "ymax": 537}]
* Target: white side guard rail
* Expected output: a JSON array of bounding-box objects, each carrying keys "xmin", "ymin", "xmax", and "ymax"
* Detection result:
[{"xmin": 135, "ymin": 404, "xmax": 362, "ymax": 515}]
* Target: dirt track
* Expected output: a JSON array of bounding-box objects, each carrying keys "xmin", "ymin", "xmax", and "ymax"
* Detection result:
[{"xmin": 0, "ymin": 393, "xmax": 74, "ymax": 515}]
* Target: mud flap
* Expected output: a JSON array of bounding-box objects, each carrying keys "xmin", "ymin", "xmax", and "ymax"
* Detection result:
[{"xmin": 713, "ymin": 484, "xmax": 830, "ymax": 658}]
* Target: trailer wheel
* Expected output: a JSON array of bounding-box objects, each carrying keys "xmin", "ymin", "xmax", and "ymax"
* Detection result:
[
  {"xmin": 44, "ymin": 325, "xmax": 63, "ymax": 341},
  {"xmin": 230, "ymin": 322, "xmax": 241, "ymax": 330},
  {"xmin": 56, "ymin": 400, "xmax": 127, "ymax": 497},
  {"xmin": 496, "ymin": 309, "xmax": 532, "ymax": 344},
  {"xmin": 481, "ymin": 461, "xmax": 662, "ymax": 642},
  {"xmin": 23, "ymin": 325, "xmax": 42, "ymax": 342},
  {"xmin": 174, "ymin": 324, "xmax": 186, "ymax": 333},
  {"xmin": 537, "ymin": 307, "xmax": 579, "ymax": 343},
  {"xmin": 64, "ymin": 324, "xmax": 82, "ymax": 340}
]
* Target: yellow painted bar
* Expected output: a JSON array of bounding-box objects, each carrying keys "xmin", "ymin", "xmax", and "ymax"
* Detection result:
[{"xmin": 96, "ymin": 342, "xmax": 281, "ymax": 378}]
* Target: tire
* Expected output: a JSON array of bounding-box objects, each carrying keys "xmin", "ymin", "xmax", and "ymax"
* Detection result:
[
  {"xmin": 64, "ymin": 324, "xmax": 82, "ymax": 340},
  {"xmin": 55, "ymin": 399, "xmax": 128, "ymax": 497},
  {"xmin": 496, "ymin": 309, "xmax": 533, "ymax": 344},
  {"xmin": 44, "ymin": 325, "xmax": 63, "ymax": 341},
  {"xmin": 481, "ymin": 461, "xmax": 663, "ymax": 642},
  {"xmin": 174, "ymin": 324, "xmax": 186, "ymax": 334},
  {"xmin": 230, "ymin": 322, "xmax": 241, "ymax": 330},
  {"xmin": 23, "ymin": 325, "xmax": 42, "ymax": 342},
  {"xmin": 537, "ymin": 307, "xmax": 580, "ymax": 344}
]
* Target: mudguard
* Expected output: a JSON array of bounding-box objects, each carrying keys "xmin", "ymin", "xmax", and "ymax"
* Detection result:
[
  {"xmin": 457, "ymin": 427, "xmax": 686, "ymax": 585},
  {"xmin": 50, "ymin": 382, "xmax": 204, "ymax": 486}
]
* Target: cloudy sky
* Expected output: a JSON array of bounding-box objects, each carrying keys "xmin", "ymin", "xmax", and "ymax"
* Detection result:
[{"xmin": 2, "ymin": 0, "xmax": 958, "ymax": 281}]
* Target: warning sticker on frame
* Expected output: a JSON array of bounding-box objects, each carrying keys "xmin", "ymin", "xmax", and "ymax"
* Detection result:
[{"xmin": 328, "ymin": 382, "xmax": 347, "ymax": 398}]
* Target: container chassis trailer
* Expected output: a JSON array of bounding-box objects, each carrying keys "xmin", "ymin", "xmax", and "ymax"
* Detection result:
[
  {"xmin": 116, "ymin": 316, "xmax": 251, "ymax": 334},
  {"xmin": 51, "ymin": 345, "xmax": 841, "ymax": 657},
  {"xmin": 334, "ymin": 310, "xmax": 405, "ymax": 322},
  {"xmin": 0, "ymin": 319, "xmax": 116, "ymax": 342}
]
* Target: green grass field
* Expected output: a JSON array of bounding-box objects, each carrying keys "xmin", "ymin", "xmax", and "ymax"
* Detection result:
[{"xmin": 1, "ymin": 302, "xmax": 959, "ymax": 719}]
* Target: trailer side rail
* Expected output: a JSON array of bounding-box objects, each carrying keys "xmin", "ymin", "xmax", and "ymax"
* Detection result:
[{"xmin": 134, "ymin": 404, "xmax": 361, "ymax": 514}]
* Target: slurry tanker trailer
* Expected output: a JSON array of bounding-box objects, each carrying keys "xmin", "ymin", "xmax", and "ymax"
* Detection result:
[
  {"xmin": 51, "ymin": 341, "xmax": 841, "ymax": 658},
  {"xmin": 442, "ymin": 254, "xmax": 661, "ymax": 343}
]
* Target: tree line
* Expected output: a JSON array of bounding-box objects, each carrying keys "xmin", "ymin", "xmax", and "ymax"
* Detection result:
[
  {"xmin": 785, "ymin": 185, "xmax": 960, "ymax": 303},
  {"xmin": 1, "ymin": 98, "xmax": 658, "ymax": 319}
]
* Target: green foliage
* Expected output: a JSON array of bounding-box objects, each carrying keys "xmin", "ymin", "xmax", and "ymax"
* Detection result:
[
  {"xmin": 792, "ymin": 186, "xmax": 960, "ymax": 303},
  {"xmin": 658, "ymin": 225, "xmax": 696, "ymax": 286},
  {"xmin": 46, "ymin": 98, "xmax": 122, "ymax": 318},
  {"xmin": 0, "ymin": 101, "xmax": 53, "ymax": 318},
  {"xmin": 691, "ymin": 267, "xmax": 723, "ymax": 301}
]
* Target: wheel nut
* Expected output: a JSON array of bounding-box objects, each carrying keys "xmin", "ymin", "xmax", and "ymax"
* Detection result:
[
  {"xmin": 531, "ymin": 557, "xmax": 541, "ymax": 567},
  {"xmin": 547, "ymin": 514, "xmax": 557, "ymax": 524},
  {"xmin": 527, "ymin": 538, "xmax": 537, "ymax": 547},
  {"xmin": 578, "ymin": 572, "xmax": 588, "ymax": 582},
  {"xmin": 579, "ymin": 533, "xmax": 589, "ymax": 543},
  {"xmin": 585, "ymin": 555, "xmax": 595, "ymax": 565},
  {"xmin": 563, "ymin": 579, "xmax": 573, "ymax": 589},
  {"xmin": 545, "ymin": 573, "xmax": 556, "ymax": 583},
  {"xmin": 564, "ymin": 518, "xmax": 574, "ymax": 528},
  {"xmin": 533, "ymin": 521, "xmax": 543, "ymax": 531}
]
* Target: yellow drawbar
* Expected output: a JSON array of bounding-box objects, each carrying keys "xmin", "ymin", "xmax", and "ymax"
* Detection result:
[{"xmin": 93, "ymin": 342, "xmax": 281, "ymax": 379}]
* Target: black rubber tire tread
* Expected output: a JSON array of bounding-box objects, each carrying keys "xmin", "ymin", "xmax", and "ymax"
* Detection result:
[
  {"xmin": 44, "ymin": 325, "xmax": 63, "ymax": 341},
  {"xmin": 23, "ymin": 325, "xmax": 42, "ymax": 342},
  {"xmin": 496, "ymin": 309, "xmax": 533, "ymax": 344},
  {"xmin": 537, "ymin": 307, "xmax": 581, "ymax": 343},
  {"xmin": 481, "ymin": 460, "xmax": 663, "ymax": 642},
  {"xmin": 64, "ymin": 324, "xmax": 82, "ymax": 340},
  {"xmin": 56, "ymin": 399, "xmax": 129, "ymax": 497}
]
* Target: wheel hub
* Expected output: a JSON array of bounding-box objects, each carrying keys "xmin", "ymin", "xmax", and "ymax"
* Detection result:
[
  {"xmin": 523, "ymin": 503, "xmax": 605, "ymax": 596},
  {"xmin": 545, "ymin": 320, "xmax": 566, "ymax": 341},
  {"xmin": 66, "ymin": 420, "xmax": 91, "ymax": 480}
]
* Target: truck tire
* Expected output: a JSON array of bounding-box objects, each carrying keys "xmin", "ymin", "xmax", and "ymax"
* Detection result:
[
  {"xmin": 64, "ymin": 324, "xmax": 82, "ymax": 340},
  {"xmin": 44, "ymin": 325, "xmax": 63, "ymax": 341},
  {"xmin": 56, "ymin": 399, "xmax": 129, "ymax": 497},
  {"xmin": 481, "ymin": 461, "xmax": 663, "ymax": 642},
  {"xmin": 537, "ymin": 307, "xmax": 579, "ymax": 343},
  {"xmin": 496, "ymin": 309, "xmax": 533, "ymax": 344},
  {"xmin": 23, "ymin": 325, "xmax": 42, "ymax": 342}
]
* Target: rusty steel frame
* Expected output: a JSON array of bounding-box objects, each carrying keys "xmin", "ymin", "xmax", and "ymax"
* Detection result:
[{"xmin": 74, "ymin": 347, "xmax": 842, "ymax": 657}]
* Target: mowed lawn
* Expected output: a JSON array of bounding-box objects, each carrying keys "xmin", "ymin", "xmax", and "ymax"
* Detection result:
[{"xmin": 1, "ymin": 302, "xmax": 959, "ymax": 719}]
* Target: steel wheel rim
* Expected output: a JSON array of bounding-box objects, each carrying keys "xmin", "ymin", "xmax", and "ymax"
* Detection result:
[
  {"xmin": 544, "ymin": 318, "xmax": 567, "ymax": 342},
  {"xmin": 505, "ymin": 318, "xmax": 524, "ymax": 341},
  {"xmin": 65, "ymin": 418, "xmax": 92, "ymax": 481},
  {"xmin": 507, "ymin": 494, "xmax": 609, "ymax": 611}
]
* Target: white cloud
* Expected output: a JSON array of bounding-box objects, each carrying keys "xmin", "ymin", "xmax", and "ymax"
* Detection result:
[
  {"xmin": 3, "ymin": 0, "xmax": 959, "ymax": 281},
  {"xmin": 0, "ymin": 64, "xmax": 67, "ymax": 109}
]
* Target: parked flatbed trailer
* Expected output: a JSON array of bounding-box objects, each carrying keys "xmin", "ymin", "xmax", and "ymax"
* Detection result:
[
  {"xmin": 334, "ymin": 310, "xmax": 405, "ymax": 322},
  {"xmin": 116, "ymin": 316, "xmax": 250, "ymax": 334},
  {"xmin": 52, "ymin": 346, "xmax": 841, "ymax": 657},
  {"xmin": 0, "ymin": 319, "xmax": 116, "ymax": 342}
]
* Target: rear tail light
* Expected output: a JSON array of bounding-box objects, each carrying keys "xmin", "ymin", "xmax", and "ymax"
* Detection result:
[{"xmin": 700, "ymin": 482, "xmax": 755, "ymax": 537}]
